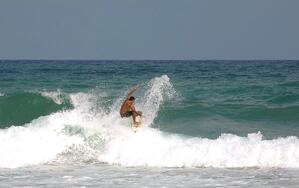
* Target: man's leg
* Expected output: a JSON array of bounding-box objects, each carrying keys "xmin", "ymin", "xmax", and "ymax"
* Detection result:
[{"xmin": 132, "ymin": 111, "xmax": 138, "ymax": 124}]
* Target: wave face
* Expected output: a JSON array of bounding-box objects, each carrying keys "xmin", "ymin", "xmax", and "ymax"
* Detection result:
[
  {"xmin": 0, "ymin": 92, "xmax": 71, "ymax": 128},
  {"xmin": 1, "ymin": 75, "xmax": 299, "ymax": 169}
]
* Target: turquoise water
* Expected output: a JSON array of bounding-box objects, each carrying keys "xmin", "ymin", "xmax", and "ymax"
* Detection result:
[{"xmin": 1, "ymin": 60, "xmax": 299, "ymax": 187}]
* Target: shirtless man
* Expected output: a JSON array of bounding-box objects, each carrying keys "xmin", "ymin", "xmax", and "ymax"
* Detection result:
[{"xmin": 120, "ymin": 85, "xmax": 142, "ymax": 124}]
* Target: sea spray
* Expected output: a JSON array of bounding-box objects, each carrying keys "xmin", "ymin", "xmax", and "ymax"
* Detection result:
[
  {"xmin": 108, "ymin": 75, "xmax": 176, "ymax": 127},
  {"xmin": 138, "ymin": 75, "xmax": 176, "ymax": 126},
  {"xmin": 41, "ymin": 90, "xmax": 65, "ymax": 105}
]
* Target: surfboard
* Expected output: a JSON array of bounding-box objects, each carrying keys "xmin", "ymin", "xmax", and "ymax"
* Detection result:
[{"xmin": 132, "ymin": 115, "xmax": 143, "ymax": 133}]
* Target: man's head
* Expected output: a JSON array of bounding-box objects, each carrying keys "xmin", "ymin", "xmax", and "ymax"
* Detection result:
[{"xmin": 129, "ymin": 96, "xmax": 135, "ymax": 103}]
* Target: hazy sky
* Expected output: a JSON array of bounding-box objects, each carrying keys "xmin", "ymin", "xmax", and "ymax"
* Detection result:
[{"xmin": 0, "ymin": 0, "xmax": 298, "ymax": 60}]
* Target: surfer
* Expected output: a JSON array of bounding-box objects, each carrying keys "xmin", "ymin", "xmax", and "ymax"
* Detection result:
[{"xmin": 120, "ymin": 85, "xmax": 142, "ymax": 125}]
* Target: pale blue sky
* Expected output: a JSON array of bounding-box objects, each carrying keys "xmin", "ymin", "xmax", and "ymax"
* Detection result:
[{"xmin": 0, "ymin": 0, "xmax": 298, "ymax": 60}]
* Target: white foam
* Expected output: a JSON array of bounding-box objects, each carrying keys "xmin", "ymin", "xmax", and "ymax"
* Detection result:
[
  {"xmin": 1, "ymin": 75, "xmax": 299, "ymax": 169},
  {"xmin": 99, "ymin": 130, "xmax": 299, "ymax": 168},
  {"xmin": 41, "ymin": 90, "xmax": 64, "ymax": 104},
  {"xmin": 0, "ymin": 92, "xmax": 4, "ymax": 97},
  {"xmin": 0, "ymin": 114, "xmax": 84, "ymax": 168},
  {"xmin": 0, "ymin": 91, "xmax": 103, "ymax": 168}
]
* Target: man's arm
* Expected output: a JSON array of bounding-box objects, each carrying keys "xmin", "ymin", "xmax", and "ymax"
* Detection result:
[
  {"xmin": 129, "ymin": 104, "xmax": 142, "ymax": 116},
  {"xmin": 126, "ymin": 85, "xmax": 139, "ymax": 100}
]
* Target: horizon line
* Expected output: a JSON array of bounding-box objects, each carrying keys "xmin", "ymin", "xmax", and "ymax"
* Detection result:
[{"xmin": 1, "ymin": 59, "xmax": 299, "ymax": 61}]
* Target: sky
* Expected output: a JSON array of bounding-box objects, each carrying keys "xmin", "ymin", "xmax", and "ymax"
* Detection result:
[{"xmin": 0, "ymin": 0, "xmax": 298, "ymax": 60}]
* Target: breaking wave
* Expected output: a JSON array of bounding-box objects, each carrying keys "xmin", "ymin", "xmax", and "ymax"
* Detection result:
[{"xmin": 1, "ymin": 75, "xmax": 299, "ymax": 169}]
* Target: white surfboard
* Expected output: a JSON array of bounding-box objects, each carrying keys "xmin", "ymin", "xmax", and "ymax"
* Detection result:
[{"xmin": 132, "ymin": 116, "xmax": 143, "ymax": 133}]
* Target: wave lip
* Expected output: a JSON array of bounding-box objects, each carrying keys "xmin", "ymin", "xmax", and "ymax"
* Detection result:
[{"xmin": 41, "ymin": 90, "xmax": 65, "ymax": 105}]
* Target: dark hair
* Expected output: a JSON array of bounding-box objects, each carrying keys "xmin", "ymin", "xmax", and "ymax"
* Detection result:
[{"xmin": 129, "ymin": 96, "xmax": 135, "ymax": 101}]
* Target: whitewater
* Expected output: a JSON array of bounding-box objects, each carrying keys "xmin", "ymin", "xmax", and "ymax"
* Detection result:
[{"xmin": 1, "ymin": 75, "xmax": 299, "ymax": 170}]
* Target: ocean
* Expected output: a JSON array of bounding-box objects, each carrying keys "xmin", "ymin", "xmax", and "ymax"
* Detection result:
[{"xmin": 1, "ymin": 60, "xmax": 299, "ymax": 187}]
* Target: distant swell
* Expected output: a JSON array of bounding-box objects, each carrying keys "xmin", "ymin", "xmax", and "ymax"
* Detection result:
[{"xmin": 0, "ymin": 92, "xmax": 72, "ymax": 128}]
